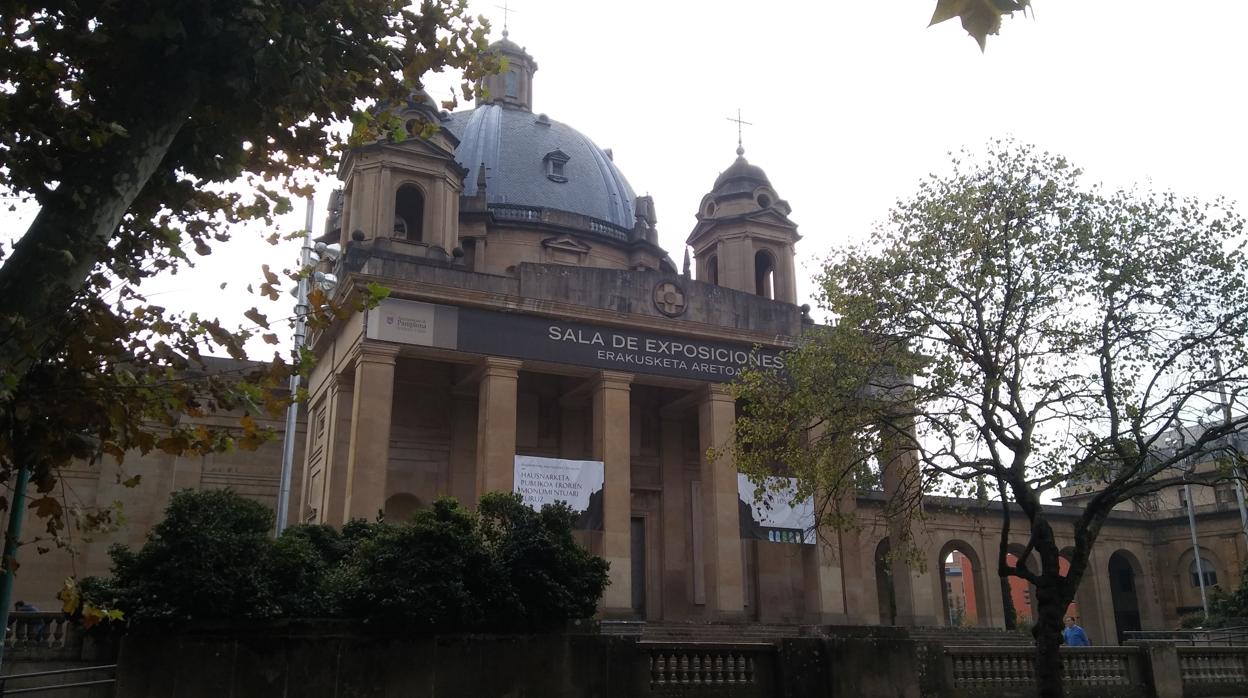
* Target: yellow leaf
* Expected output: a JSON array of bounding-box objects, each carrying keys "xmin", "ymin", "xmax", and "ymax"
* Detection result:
[{"xmin": 57, "ymin": 577, "xmax": 81, "ymax": 615}]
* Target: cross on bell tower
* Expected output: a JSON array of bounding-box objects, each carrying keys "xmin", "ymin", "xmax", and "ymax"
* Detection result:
[
  {"xmin": 726, "ymin": 109, "xmax": 752, "ymax": 156},
  {"xmin": 495, "ymin": 1, "xmax": 516, "ymax": 38}
]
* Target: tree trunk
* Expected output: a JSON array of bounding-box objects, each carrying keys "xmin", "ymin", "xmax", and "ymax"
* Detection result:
[
  {"xmin": 0, "ymin": 84, "xmax": 198, "ymax": 386},
  {"xmin": 1001, "ymin": 573, "xmax": 1017, "ymax": 630},
  {"xmin": 1033, "ymin": 575, "xmax": 1067, "ymax": 698}
]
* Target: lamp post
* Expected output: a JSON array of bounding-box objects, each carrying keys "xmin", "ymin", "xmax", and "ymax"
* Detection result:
[
  {"xmin": 1211, "ymin": 354, "xmax": 1248, "ymax": 549},
  {"xmin": 1185, "ymin": 482, "xmax": 1211, "ymax": 618},
  {"xmin": 274, "ymin": 200, "xmax": 339, "ymax": 536},
  {"xmin": 1168, "ymin": 432, "xmax": 1210, "ymax": 619}
]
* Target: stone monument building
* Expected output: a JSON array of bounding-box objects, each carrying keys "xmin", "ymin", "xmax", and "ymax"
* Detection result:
[{"xmin": 11, "ymin": 36, "xmax": 1248, "ymax": 644}]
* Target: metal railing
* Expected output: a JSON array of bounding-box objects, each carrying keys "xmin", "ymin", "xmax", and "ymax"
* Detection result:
[
  {"xmin": 0, "ymin": 665, "xmax": 115, "ymax": 696},
  {"xmin": 1123, "ymin": 626, "xmax": 1248, "ymax": 646}
]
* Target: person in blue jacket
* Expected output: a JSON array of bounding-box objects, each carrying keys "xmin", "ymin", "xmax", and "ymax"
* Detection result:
[{"xmin": 1063, "ymin": 616, "xmax": 1091, "ymax": 646}]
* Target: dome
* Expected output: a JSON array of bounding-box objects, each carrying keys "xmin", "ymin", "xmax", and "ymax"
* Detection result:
[
  {"xmin": 711, "ymin": 155, "xmax": 772, "ymax": 196},
  {"xmin": 445, "ymin": 105, "xmax": 638, "ymax": 230}
]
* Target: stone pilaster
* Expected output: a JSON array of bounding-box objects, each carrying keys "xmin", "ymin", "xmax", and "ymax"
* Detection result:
[
  {"xmin": 344, "ymin": 343, "xmax": 399, "ymax": 522},
  {"xmin": 476, "ymin": 357, "xmax": 523, "ymax": 495},
  {"xmin": 320, "ymin": 372, "xmax": 355, "ymax": 525},
  {"xmin": 594, "ymin": 371, "xmax": 633, "ymax": 615},
  {"xmin": 698, "ymin": 383, "xmax": 745, "ymax": 618}
]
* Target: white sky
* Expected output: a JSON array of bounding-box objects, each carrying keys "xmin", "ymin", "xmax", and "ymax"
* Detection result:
[{"xmin": 4, "ymin": 1, "xmax": 1247, "ymax": 349}]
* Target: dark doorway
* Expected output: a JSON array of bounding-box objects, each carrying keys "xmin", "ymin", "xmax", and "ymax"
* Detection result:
[
  {"xmin": 1108, "ymin": 552, "xmax": 1142, "ymax": 643},
  {"xmin": 631, "ymin": 517, "xmax": 646, "ymax": 617}
]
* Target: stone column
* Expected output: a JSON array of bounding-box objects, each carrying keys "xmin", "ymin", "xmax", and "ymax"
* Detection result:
[
  {"xmin": 476, "ymin": 357, "xmax": 522, "ymax": 495},
  {"xmin": 321, "ymin": 372, "xmax": 355, "ymax": 525},
  {"xmin": 800, "ymin": 424, "xmax": 849, "ymax": 623},
  {"xmin": 803, "ymin": 532, "xmax": 849, "ymax": 623},
  {"xmin": 594, "ymin": 371, "xmax": 633, "ymax": 615},
  {"xmin": 698, "ymin": 383, "xmax": 745, "ymax": 618},
  {"xmin": 880, "ymin": 413, "xmax": 938, "ymax": 626},
  {"xmin": 344, "ymin": 343, "xmax": 399, "ymax": 522},
  {"xmin": 1085, "ymin": 547, "xmax": 1117, "ymax": 644},
  {"xmin": 839, "ymin": 519, "xmax": 868, "ymax": 624},
  {"xmin": 660, "ymin": 416, "xmax": 690, "ymax": 619}
]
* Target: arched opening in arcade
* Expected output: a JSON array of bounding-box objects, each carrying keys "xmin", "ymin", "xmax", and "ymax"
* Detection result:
[
  {"xmin": 875, "ymin": 538, "xmax": 897, "ymax": 625},
  {"xmin": 1108, "ymin": 550, "xmax": 1144, "ymax": 643},
  {"xmin": 1005, "ymin": 544, "xmax": 1040, "ymax": 626},
  {"xmin": 1055, "ymin": 554, "xmax": 1080, "ymax": 622},
  {"xmin": 938, "ymin": 540, "xmax": 986, "ymax": 627}
]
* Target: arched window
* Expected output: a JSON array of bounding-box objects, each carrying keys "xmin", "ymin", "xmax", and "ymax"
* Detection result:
[
  {"xmin": 1191, "ymin": 557, "xmax": 1218, "ymax": 588},
  {"xmin": 755, "ymin": 250, "xmax": 775, "ymax": 299},
  {"xmin": 394, "ymin": 185, "xmax": 424, "ymax": 242},
  {"xmin": 706, "ymin": 254, "xmax": 719, "ymax": 286}
]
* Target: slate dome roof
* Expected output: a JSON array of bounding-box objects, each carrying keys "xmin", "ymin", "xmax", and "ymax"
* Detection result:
[
  {"xmin": 712, "ymin": 154, "xmax": 772, "ymax": 196},
  {"xmin": 444, "ymin": 105, "xmax": 638, "ymax": 230}
]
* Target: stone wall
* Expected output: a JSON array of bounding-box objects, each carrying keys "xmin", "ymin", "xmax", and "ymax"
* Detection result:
[{"xmin": 109, "ymin": 623, "xmax": 1248, "ymax": 698}]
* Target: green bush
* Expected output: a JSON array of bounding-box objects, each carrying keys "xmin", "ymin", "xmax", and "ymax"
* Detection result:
[
  {"xmin": 86, "ymin": 489, "xmax": 280, "ymax": 622},
  {"xmin": 477, "ymin": 492, "xmax": 609, "ymax": 631},
  {"xmin": 83, "ymin": 489, "xmax": 609, "ymax": 633},
  {"xmin": 333, "ymin": 498, "xmax": 502, "ymax": 630}
]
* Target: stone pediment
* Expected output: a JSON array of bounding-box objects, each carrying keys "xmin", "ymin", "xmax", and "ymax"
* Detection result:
[
  {"xmin": 686, "ymin": 208, "xmax": 799, "ymax": 247},
  {"xmin": 541, "ymin": 235, "xmax": 592, "ymax": 254},
  {"xmin": 741, "ymin": 208, "xmax": 798, "ymax": 229}
]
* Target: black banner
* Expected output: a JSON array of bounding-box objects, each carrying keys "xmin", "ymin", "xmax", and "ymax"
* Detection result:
[{"xmin": 457, "ymin": 307, "xmax": 786, "ymax": 383}]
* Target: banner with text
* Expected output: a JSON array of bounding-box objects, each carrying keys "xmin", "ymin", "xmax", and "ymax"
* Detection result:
[
  {"xmin": 366, "ymin": 298, "xmax": 788, "ymax": 383},
  {"xmin": 737, "ymin": 474, "xmax": 815, "ymax": 544},
  {"xmin": 457, "ymin": 307, "xmax": 786, "ymax": 383},
  {"xmin": 513, "ymin": 455, "xmax": 604, "ymax": 530}
]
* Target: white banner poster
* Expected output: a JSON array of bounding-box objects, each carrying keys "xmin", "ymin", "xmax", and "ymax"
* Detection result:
[
  {"xmin": 513, "ymin": 455, "xmax": 605, "ymax": 530},
  {"xmin": 737, "ymin": 474, "xmax": 816, "ymax": 544}
]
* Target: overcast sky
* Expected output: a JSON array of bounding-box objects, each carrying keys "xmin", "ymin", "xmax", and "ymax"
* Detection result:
[{"xmin": 5, "ymin": 1, "xmax": 1247, "ymax": 349}]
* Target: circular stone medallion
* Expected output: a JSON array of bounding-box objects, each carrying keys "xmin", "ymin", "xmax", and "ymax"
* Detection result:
[{"xmin": 653, "ymin": 281, "xmax": 688, "ymax": 318}]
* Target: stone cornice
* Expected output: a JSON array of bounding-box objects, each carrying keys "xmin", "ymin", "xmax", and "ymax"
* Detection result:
[{"xmin": 336, "ymin": 275, "xmax": 798, "ymax": 350}]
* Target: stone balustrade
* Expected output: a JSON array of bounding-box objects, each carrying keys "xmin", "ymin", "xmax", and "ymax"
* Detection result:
[
  {"xmin": 643, "ymin": 642, "xmax": 773, "ymax": 696},
  {"xmin": 1178, "ymin": 646, "xmax": 1248, "ymax": 690},
  {"xmin": 944, "ymin": 646, "xmax": 1147, "ymax": 697},
  {"xmin": 5, "ymin": 613, "xmax": 74, "ymax": 650}
]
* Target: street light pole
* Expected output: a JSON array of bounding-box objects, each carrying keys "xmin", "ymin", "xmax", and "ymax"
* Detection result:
[
  {"xmin": 1185, "ymin": 483, "xmax": 1210, "ymax": 618},
  {"xmin": 274, "ymin": 199, "xmax": 314, "ymax": 536},
  {"xmin": 1213, "ymin": 354, "xmax": 1248, "ymax": 548}
]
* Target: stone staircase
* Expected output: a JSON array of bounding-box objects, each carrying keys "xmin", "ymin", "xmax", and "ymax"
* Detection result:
[{"xmin": 600, "ymin": 620, "xmax": 1034, "ymax": 647}]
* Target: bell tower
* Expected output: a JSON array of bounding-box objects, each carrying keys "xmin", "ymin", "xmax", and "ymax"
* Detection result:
[
  {"xmin": 336, "ymin": 91, "xmax": 467, "ymax": 259},
  {"xmin": 686, "ymin": 148, "xmax": 800, "ymax": 304}
]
